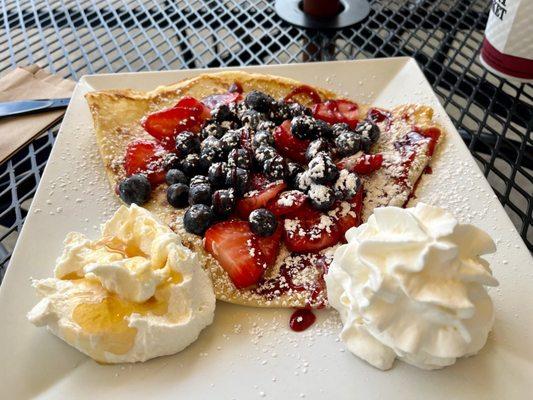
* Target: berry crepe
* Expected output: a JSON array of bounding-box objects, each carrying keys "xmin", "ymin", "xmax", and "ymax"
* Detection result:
[{"xmin": 85, "ymin": 71, "xmax": 442, "ymax": 308}]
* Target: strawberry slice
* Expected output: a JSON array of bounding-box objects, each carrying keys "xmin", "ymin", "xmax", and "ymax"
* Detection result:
[
  {"xmin": 124, "ymin": 140, "xmax": 166, "ymax": 185},
  {"xmin": 283, "ymin": 213, "xmax": 341, "ymax": 253},
  {"xmin": 141, "ymin": 97, "xmax": 210, "ymax": 149},
  {"xmin": 273, "ymin": 120, "xmax": 310, "ymax": 164},
  {"xmin": 254, "ymin": 224, "xmax": 283, "ymax": 266},
  {"xmin": 312, "ymin": 99, "xmax": 359, "ymax": 129},
  {"xmin": 284, "ymin": 200, "xmax": 322, "ymax": 221},
  {"xmin": 236, "ymin": 181, "xmax": 287, "ymax": 219},
  {"xmin": 334, "ymin": 188, "xmax": 364, "ymax": 237},
  {"xmin": 202, "ymin": 92, "xmax": 241, "ymax": 109},
  {"xmin": 350, "ymin": 153, "xmax": 383, "ymax": 175},
  {"xmin": 176, "ymin": 96, "xmax": 211, "ymax": 116},
  {"xmin": 282, "ymin": 188, "xmax": 363, "ymax": 253},
  {"xmin": 337, "ymin": 153, "xmax": 383, "ymax": 175},
  {"xmin": 267, "ymin": 190, "xmax": 307, "ymax": 217},
  {"xmin": 204, "ymin": 221, "xmax": 280, "ymax": 288}
]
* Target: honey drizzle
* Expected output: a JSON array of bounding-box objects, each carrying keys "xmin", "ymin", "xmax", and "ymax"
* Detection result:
[
  {"xmin": 72, "ymin": 289, "xmax": 169, "ymax": 356},
  {"xmin": 66, "ymin": 234, "xmax": 184, "ymax": 358}
]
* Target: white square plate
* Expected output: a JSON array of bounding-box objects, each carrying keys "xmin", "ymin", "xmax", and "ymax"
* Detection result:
[{"xmin": 1, "ymin": 58, "xmax": 531, "ymax": 400}]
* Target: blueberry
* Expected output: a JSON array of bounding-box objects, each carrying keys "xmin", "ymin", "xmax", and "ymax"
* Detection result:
[
  {"xmin": 201, "ymin": 135, "xmax": 220, "ymax": 150},
  {"xmin": 288, "ymin": 102, "xmax": 312, "ymax": 118},
  {"xmin": 290, "ymin": 115, "xmax": 312, "ymax": 140},
  {"xmin": 315, "ymin": 119, "xmax": 334, "ymax": 138},
  {"xmin": 183, "ymin": 204, "xmax": 214, "ymax": 236},
  {"xmin": 118, "ymin": 174, "xmax": 151, "ymax": 205},
  {"xmin": 361, "ymin": 135, "xmax": 373, "ymax": 153},
  {"xmin": 254, "ymin": 145, "xmax": 277, "ymax": 165},
  {"xmin": 225, "ymin": 167, "xmax": 249, "ymax": 196},
  {"xmin": 220, "ymin": 131, "xmax": 241, "ymax": 154},
  {"xmin": 175, "ymin": 131, "xmax": 200, "ymax": 157},
  {"xmin": 335, "ymin": 131, "xmax": 361, "ymax": 156},
  {"xmin": 162, "ymin": 153, "xmax": 181, "ymax": 170},
  {"xmin": 332, "ymin": 123, "xmax": 350, "ymax": 137},
  {"xmin": 188, "ymin": 183, "xmax": 212, "ymax": 205},
  {"xmin": 208, "ymin": 162, "xmax": 228, "ymax": 188},
  {"xmin": 308, "ymin": 184, "xmax": 335, "ymax": 211},
  {"xmin": 308, "ymin": 153, "xmax": 339, "ymax": 185},
  {"xmin": 263, "ymin": 155, "xmax": 286, "ymax": 180},
  {"xmin": 166, "ymin": 183, "xmax": 189, "ymax": 208},
  {"xmin": 244, "ymin": 90, "xmax": 275, "ymax": 113},
  {"xmin": 252, "ymin": 130, "xmax": 274, "ymax": 148},
  {"xmin": 334, "ymin": 170, "xmax": 361, "ymax": 200},
  {"xmin": 290, "ymin": 115, "xmax": 320, "ymax": 140},
  {"xmin": 306, "ymin": 138, "xmax": 330, "ymax": 161},
  {"xmin": 228, "ymin": 148, "xmax": 252, "ymax": 170},
  {"xmin": 286, "ymin": 162, "xmax": 304, "ymax": 187},
  {"xmin": 200, "ymin": 139, "xmax": 225, "ymax": 170},
  {"xmin": 181, "ymin": 153, "xmax": 202, "ymax": 177},
  {"xmin": 190, "ymin": 175, "xmax": 210, "ymax": 187},
  {"xmin": 356, "ymin": 120, "xmax": 380, "ymax": 143},
  {"xmin": 228, "ymin": 101, "xmax": 248, "ymax": 119},
  {"xmin": 295, "ymin": 171, "xmax": 312, "ymax": 192},
  {"xmin": 256, "ymin": 120, "xmax": 276, "ymax": 132},
  {"xmin": 271, "ymin": 101, "xmax": 292, "ymax": 124},
  {"xmin": 241, "ymin": 109, "xmax": 266, "ymax": 129},
  {"xmin": 211, "ymin": 104, "xmax": 239, "ymax": 123},
  {"xmin": 212, "ymin": 188, "xmax": 236, "ymax": 218},
  {"xmin": 249, "ymin": 208, "xmax": 277, "ymax": 237},
  {"xmin": 201, "ymin": 121, "xmax": 229, "ymax": 139},
  {"xmin": 166, "ymin": 169, "xmax": 188, "ymax": 185}
]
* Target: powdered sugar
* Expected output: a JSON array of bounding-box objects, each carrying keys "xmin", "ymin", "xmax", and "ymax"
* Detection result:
[
  {"xmin": 276, "ymin": 191, "xmax": 300, "ymax": 207},
  {"xmin": 308, "ymin": 184, "xmax": 330, "ymax": 203}
]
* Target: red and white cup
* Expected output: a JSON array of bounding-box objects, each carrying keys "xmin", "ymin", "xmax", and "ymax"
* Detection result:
[{"xmin": 480, "ymin": 0, "xmax": 533, "ymax": 83}]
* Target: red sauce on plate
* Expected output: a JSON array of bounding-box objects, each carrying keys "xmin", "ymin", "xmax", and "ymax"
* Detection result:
[{"xmin": 290, "ymin": 309, "xmax": 316, "ymax": 332}]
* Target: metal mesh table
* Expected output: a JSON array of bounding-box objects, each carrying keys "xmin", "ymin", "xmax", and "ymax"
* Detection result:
[{"xmin": 1, "ymin": 0, "xmax": 532, "ymax": 281}]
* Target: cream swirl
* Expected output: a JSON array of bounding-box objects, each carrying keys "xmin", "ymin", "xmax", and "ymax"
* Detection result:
[
  {"xmin": 28, "ymin": 205, "xmax": 216, "ymax": 363},
  {"xmin": 325, "ymin": 203, "xmax": 498, "ymax": 370}
]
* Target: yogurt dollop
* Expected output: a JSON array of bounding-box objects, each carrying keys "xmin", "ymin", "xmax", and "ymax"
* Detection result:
[
  {"xmin": 325, "ymin": 203, "xmax": 498, "ymax": 370},
  {"xmin": 28, "ymin": 204, "xmax": 216, "ymax": 363}
]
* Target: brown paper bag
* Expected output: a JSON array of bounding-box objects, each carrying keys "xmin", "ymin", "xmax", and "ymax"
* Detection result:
[{"xmin": 0, "ymin": 65, "xmax": 76, "ymax": 164}]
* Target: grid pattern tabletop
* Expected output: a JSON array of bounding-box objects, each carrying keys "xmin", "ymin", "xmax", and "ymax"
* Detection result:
[{"xmin": 0, "ymin": 0, "xmax": 532, "ymax": 281}]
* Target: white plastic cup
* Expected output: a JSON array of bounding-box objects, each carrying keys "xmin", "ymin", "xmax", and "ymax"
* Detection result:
[{"xmin": 480, "ymin": 0, "xmax": 533, "ymax": 83}]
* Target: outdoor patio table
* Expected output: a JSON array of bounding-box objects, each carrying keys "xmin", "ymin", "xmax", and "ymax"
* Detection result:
[{"xmin": 0, "ymin": 0, "xmax": 531, "ymax": 282}]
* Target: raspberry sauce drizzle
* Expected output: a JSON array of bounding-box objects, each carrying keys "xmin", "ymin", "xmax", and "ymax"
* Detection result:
[
  {"xmin": 254, "ymin": 253, "xmax": 329, "ymax": 309},
  {"xmin": 367, "ymin": 107, "xmax": 392, "ymax": 130},
  {"xmin": 393, "ymin": 125, "xmax": 441, "ymax": 188},
  {"xmin": 284, "ymin": 85, "xmax": 322, "ymax": 104},
  {"xmin": 290, "ymin": 309, "xmax": 316, "ymax": 332},
  {"xmin": 228, "ymin": 81, "xmax": 243, "ymax": 94}
]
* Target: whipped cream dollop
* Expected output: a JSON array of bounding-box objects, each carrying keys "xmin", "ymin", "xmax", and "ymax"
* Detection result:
[
  {"xmin": 28, "ymin": 205, "xmax": 216, "ymax": 363},
  {"xmin": 325, "ymin": 203, "xmax": 498, "ymax": 370}
]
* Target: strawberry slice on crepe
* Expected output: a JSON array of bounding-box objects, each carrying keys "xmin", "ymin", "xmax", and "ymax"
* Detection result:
[
  {"xmin": 313, "ymin": 99, "xmax": 359, "ymax": 129},
  {"xmin": 273, "ymin": 120, "xmax": 310, "ymax": 164},
  {"xmin": 123, "ymin": 140, "xmax": 167, "ymax": 185},
  {"xmin": 205, "ymin": 221, "xmax": 281, "ymax": 289},
  {"xmin": 142, "ymin": 97, "xmax": 210, "ymax": 149},
  {"xmin": 236, "ymin": 181, "xmax": 287, "ymax": 219}
]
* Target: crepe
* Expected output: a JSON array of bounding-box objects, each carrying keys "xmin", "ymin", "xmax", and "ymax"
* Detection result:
[{"xmin": 86, "ymin": 71, "xmax": 442, "ymax": 308}]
